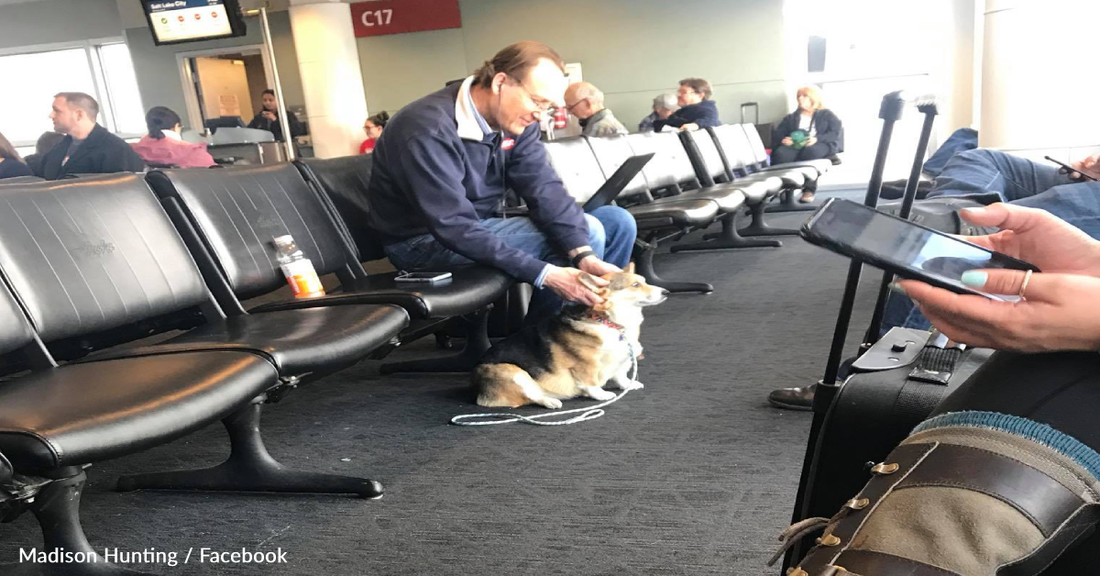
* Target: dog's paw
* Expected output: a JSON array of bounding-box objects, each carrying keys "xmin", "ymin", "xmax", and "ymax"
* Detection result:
[
  {"xmin": 585, "ymin": 387, "xmax": 617, "ymax": 401},
  {"xmin": 618, "ymin": 380, "xmax": 645, "ymax": 391},
  {"xmin": 537, "ymin": 397, "xmax": 563, "ymax": 409}
]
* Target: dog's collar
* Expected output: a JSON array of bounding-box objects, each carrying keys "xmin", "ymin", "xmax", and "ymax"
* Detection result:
[{"xmin": 587, "ymin": 313, "xmax": 626, "ymax": 337}]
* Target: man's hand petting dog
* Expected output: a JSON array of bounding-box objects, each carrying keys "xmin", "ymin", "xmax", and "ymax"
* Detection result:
[
  {"xmin": 576, "ymin": 255, "xmax": 621, "ymax": 277},
  {"xmin": 543, "ymin": 265, "xmax": 609, "ymax": 307}
]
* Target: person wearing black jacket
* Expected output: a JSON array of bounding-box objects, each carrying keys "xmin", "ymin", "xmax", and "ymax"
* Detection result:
[
  {"xmin": 36, "ymin": 92, "xmax": 145, "ymax": 180},
  {"xmin": 248, "ymin": 89, "xmax": 305, "ymax": 142},
  {"xmin": 0, "ymin": 131, "xmax": 33, "ymax": 180},
  {"xmin": 771, "ymin": 86, "xmax": 842, "ymax": 165},
  {"xmin": 653, "ymin": 78, "xmax": 720, "ymax": 132}
]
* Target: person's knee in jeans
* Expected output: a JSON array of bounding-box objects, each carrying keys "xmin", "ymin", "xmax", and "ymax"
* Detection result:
[
  {"xmin": 587, "ymin": 205, "xmax": 637, "ymax": 269},
  {"xmin": 582, "ymin": 213, "xmax": 607, "ymax": 260},
  {"xmin": 772, "ymin": 145, "xmax": 797, "ymax": 165}
]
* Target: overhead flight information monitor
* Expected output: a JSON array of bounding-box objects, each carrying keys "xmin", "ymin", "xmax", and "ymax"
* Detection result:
[{"xmin": 143, "ymin": 0, "xmax": 247, "ymax": 46}]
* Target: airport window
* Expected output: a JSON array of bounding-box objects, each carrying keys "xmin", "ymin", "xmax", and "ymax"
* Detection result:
[
  {"xmin": 0, "ymin": 40, "xmax": 145, "ymax": 150},
  {"xmin": 96, "ymin": 42, "xmax": 146, "ymax": 136}
]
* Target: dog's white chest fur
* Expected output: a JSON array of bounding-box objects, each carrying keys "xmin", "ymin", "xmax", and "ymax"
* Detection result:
[{"xmin": 568, "ymin": 316, "xmax": 642, "ymax": 381}]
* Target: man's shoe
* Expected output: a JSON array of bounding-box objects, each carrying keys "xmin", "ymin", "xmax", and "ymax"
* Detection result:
[{"xmin": 768, "ymin": 384, "xmax": 816, "ymax": 411}]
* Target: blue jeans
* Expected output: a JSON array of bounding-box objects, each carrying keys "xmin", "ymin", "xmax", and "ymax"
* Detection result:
[
  {"xmin": 384, "ymin": 206, "xmax": 637, "ymax": 324},
  {"xmin": 883, "ymin": 149, "xmax": 1100, "ymax": 335},
  {"xmin": 921, "ymin": 127, "xmax": 977, "ymax": 177}
]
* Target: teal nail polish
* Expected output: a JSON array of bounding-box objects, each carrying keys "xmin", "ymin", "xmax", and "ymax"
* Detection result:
[
  {"xmin": 888, "ymin": 282, "xmax": 907, "ymax": 295},
  {"xmin": 960, "ymin": 270, "xmax": 987, "ymax": 287}
]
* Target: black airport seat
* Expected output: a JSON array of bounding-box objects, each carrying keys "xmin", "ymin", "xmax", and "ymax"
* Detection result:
[
  {"xmin": 739, "ymin": 122, "xmax": 832, "ymax": 177},
  {"xmin": 0, "ymin": 280, "xmax": 277, "ymax": 576},
  {"xmin": 681, "ymin": 128, "xmax": 785, "ymax": 198},
  {"xmin": 617, "ymin": 131, "xmax": 791, "ymax": 253},
  {"xmin": 670, "ymin": 130, "xmax": 790, "ymax": 251},
  {"xmin": 0, "ymin": 174, "xmax": 409, "ymax": 506},
  {"xmin": 148, "ymin": 162, "xmax": 510, "ymax": 374},
  {"xmin": 735, "ymin": 123, "xmax": 829, "ymax": 212},
  {"xmin": 545, "ymin": 136, "xmax": 719, "ymax": 294},
  {"xmin": 714, "ymin": 124, "xmax": 823, "ymax": 213},
  {"xmin": 583, "ymin": 135, "xmax": 721, "ymax": 293},
  {"xmin": 0, "ymin": 175, "xmax": 44, "ymax": 185}
]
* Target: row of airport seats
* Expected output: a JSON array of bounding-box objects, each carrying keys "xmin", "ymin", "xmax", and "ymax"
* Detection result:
[
  {"xmin": 544, "ymin": 124, "xmax": 833, "ymax": 294},
  {"xmin": 0, "ymin": 162, "xmax": 519, "ymax": 574}
]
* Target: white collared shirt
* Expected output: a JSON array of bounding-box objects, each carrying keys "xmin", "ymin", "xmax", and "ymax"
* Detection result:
[{"xmin": 455, "ymin": 76, "xmax": 493, "ymax": 141}]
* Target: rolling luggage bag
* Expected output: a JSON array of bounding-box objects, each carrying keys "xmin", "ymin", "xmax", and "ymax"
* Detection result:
[
  {"xmin": 797, "ymin": 328, "xmax": 992, "ymax": 525},
  {"xmin": 740, "ymin": 102, "xmax": 773, "ymax": 150},
  {"xmin": 782, "ymin": 91, "xmax": 947, "ymax": 569}
]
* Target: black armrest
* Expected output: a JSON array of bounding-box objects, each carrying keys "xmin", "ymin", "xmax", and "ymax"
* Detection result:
[{"xmin": 0, "ymin": 451, "xmax": 12, "ymax": 484}]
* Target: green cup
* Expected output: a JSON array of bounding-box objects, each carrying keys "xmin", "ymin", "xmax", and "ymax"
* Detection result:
[{"xmin": 790, "ymin": 130, "xmax": 809, "ymax": 149}]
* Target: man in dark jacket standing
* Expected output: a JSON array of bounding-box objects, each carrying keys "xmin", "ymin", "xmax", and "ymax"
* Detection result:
[
  {"xmin": 37, "ymin": 92, "xmax": 145, "ymax": 180},
  {"xmin": 367, "ymin": 41, "xmax": 636, "ymax": 323},
  {"xmin": 653, "ymin": 78, "xmax": 720, "ymax": 132}
]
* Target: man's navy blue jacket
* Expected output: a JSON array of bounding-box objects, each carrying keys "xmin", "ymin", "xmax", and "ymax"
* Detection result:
[
  {"xmin": 653, "ymin": 99, "xmax": 720, "ymax": 132},
  {"xmin": 366, "ymin": 80, "xmax": 589, "ymax": 284}
]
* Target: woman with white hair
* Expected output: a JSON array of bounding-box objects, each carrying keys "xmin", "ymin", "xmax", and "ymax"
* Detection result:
[{"xmin": 638, "ymin": 93, "xmax": 679, "ymax": 132}]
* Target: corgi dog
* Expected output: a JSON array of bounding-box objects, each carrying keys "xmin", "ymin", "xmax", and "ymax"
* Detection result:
[{"xmin": 473, "ymin": 263, "xmax": 668, "ymax": 409}]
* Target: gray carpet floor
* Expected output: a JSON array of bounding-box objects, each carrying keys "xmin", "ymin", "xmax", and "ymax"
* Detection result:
[{"xmin": 0, "ymin": 196, "xmax": 884, "ymax": 575}]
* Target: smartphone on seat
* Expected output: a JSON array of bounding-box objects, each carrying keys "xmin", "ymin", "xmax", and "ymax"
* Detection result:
[
  {"xmin": 1044, "ymin": 156, "xmax": 1100, "ymax": 182},
  {"xmin": 394, "ymin": 271, "xmax": 453, "ymax": 284},
  {"xmin": 801, "ymin": 198, "xmax": 1039, "ymax": 299}
]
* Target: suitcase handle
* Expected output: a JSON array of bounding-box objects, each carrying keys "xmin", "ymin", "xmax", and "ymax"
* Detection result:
[{"xmin": 740, "ymin": 102, "xmax": 759, "ymax": 124}]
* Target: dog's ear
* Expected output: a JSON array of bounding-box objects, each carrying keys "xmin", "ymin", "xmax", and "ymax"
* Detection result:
[
  {"xmin": 591, "ymin": 288, "xmax": 611, "ymax": 312},
  {"xmin": 624, "ymin": 262, "xmax": 636, "ymax": 275},
  {"xmin": 577, "ymin": 272, "xmax": 603, "ymax": 292}
]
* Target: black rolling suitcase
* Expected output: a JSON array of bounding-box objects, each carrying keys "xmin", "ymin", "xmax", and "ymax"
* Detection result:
[
  {"xmin": 797, "ymin": 328, "xmax": 992, "ymax": 527},
  {"xmin": 740, "ymin": 102, "xmax": 773, "ymax": 149},
  {"xmin": 780, "ymin": 92, "xmax": 997, "ymax": 570}
]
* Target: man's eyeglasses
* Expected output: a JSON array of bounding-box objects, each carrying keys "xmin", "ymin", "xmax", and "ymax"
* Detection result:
[
  {"xmin": 677, "ymin": 87, "xmax": 697, "ymax": 96},
  {"xmin": 508, "ymin": 77, "xmax": 556, "ymax": 112}
]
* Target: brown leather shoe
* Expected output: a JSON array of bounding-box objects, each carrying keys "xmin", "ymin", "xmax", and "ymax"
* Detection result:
[{"xmin": 767, "ymin": 384, "xmax": 816, "ymax": 411}]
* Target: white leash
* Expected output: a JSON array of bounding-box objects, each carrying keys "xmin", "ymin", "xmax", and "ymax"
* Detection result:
[{"xmin": 451, "ymin": 342, "xmax": 638, "ymax": 427}]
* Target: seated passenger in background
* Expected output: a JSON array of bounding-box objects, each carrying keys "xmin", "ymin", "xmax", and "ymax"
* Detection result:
[
  {"xmin": 771, "ymin": 85, "xmax": 842, "ymax": 169},
  {"xmin": 22, "ymin": 131, "xmax": 64, "ymax": 176},
  {"xmin": 0, "ymin": 131, "xmax": 33, "ymax": 179},
  {"xmin": 366, "ymin": 41, "xmax": 637, "ymax": 325},
  {"xmin": 36, "ymin": 92, "xmax": 146, "ymax": 180},
  {"xmin": 130, "ymin": 106, "xmax": 216, "ymax": 168},
  {"xmin": 359, "ymin": 110, "xmax": 389, "ymax": 154},
  {"xmin": 248, "ymin": 89, "xmax": 305, "ymax": 142},
  {"xmin": 653, "ymin": 78, "xmax": 719, "ymax": 132},
  {"xmin": 638, "ymin": 93, "xmax": 679, "ymax": 133},
  {"xmin": 785, "ymin": 203, "xmax": 1100, "ymax": 576},
  {"xmin": 563, "ymin": 82, "xmax": 628, "ymax": 137}
]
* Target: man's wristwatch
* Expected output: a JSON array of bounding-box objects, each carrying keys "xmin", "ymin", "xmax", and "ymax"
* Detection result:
[{"xmin": 570, "ymin": 250, "xmax": 596, "ymax": 268}]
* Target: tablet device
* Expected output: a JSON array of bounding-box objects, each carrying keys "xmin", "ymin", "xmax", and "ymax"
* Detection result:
[
  {"xmin": 581, "ymin": 152, "xmax": 654, "ymax": 212},
  {"xmin": 801, "ymin": 198, "xmax": 1038, "ymax": 299}
]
